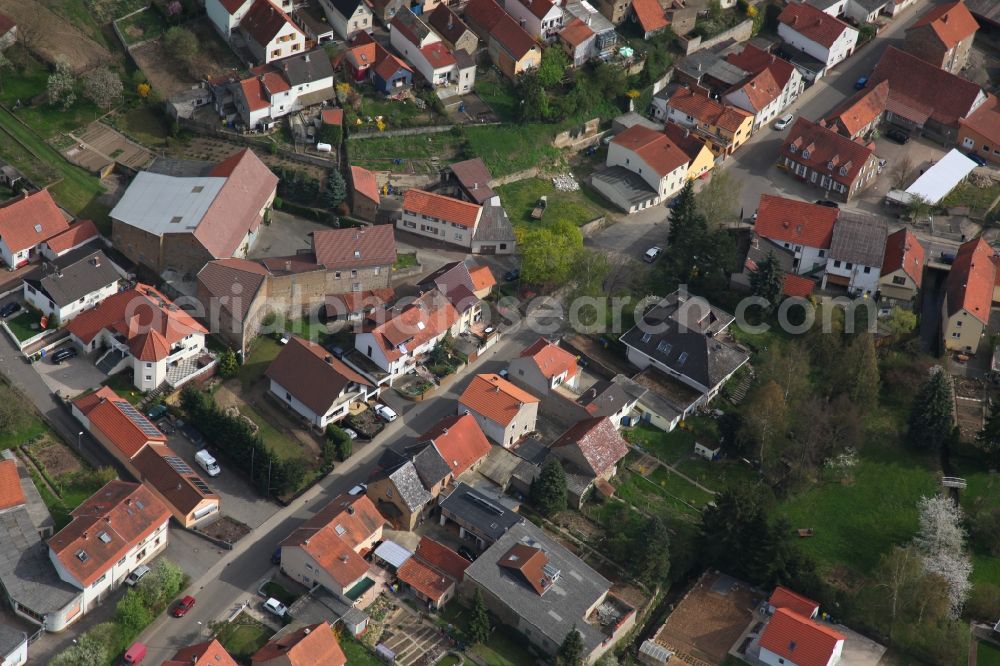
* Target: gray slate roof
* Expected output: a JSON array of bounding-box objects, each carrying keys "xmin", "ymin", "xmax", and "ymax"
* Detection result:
[
  {"xmin": 411, "ymin": 445, "xmax": 451, "ymax": 488},
  {"xmin": 0, "ymin": 506, "xmax": 81, "ymax": 617},
  {"xmin": 30, "ymin": 251, "xmax": 120, "ymax": 308},
  {"xmin": 575, "ymin": 374, "xmax": 648, "ymax": 419},
  {"xmin": 438, "ymin": 482, "xmax": 523, "ymax": 543},
  {"xmin": 676, "ymin": 50, "xmax": 748, "ymax": 86},
  {"xmin": 828, "ymin": 213, "xmax": 889, "ymax": 267},
  {"xmin": 463, "ymin": 521, "xmax": 610, "ymax": 653},
  {"xmin": 591, "ymin": 166, "xmax": 658, "ymax": 206},
  {"xmin": 388, "ymin": 461, "xmax": 434, "ymax": 512},
  {"xmin": 473, "ymin": 198, "xmax": 516, "ymax": 243},
  {"xmin": 0, "ymin": 624, "xmax": 25, "ymax": 659},
  {"xmin": 276, "ymin": 49, "xmax": 335, "ymax": 87},
  {"xmin": 620, "ymin": 292, "xmax": 748, "ymax": 391}
]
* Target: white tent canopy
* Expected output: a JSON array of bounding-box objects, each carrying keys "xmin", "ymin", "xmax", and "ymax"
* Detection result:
[
  {"xmin": 905, "ymin": 149, "xmax": 978, "ymax": 205},
  {"xmin": 372, "ymin": 540, "xmax": 412, "ymax": 569}
]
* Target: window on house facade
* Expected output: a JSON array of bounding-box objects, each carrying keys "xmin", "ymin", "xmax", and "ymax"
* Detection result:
[
  {"xmin": 863, "ymin": 266, "xmax": 871, "ymax": 274},
  {"xmin": 892, "ymin": 275, "xmax": 906, "ymax": 286}
]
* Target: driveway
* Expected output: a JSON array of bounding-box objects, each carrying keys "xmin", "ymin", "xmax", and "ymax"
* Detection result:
[
  {"xmin": 249, "ymin": 211, "xmax": 328, "ymax": 259},
  {"xmin": 33, "ymin": 352, "xmax": 106, "ymax": 401}
]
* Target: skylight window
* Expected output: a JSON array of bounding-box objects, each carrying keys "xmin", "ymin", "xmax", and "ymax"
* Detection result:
[
  {"xmin": 656, "ymin": 341, "xmax": 672, "ymax": 354},
  {"xmin": 170, "ymin": 216, "xmax": 183, "ymax": 224},
  {"xmin": 641, "ymin": 333, "xmax": 652, "ymax": 343},
  {"xmin": 75, "ymin": 549, "xmax": 89, "ymax": 562},
  {"xmin": 98, "ymin": 532, "xmax": 112, "ymax": 544}
]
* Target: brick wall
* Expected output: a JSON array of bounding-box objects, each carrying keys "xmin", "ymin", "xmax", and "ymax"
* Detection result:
[{"xmin": 112, "ymin": 219, "xmax": 161, "ymax": 273}]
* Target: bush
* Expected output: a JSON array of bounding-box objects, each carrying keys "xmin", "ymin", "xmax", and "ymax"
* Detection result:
[
  {"xmin": 325, "ymin": 424, "xmax": 353, "ymax": 462},
  {"xmin": 218, "ymin": 349, "xmax": 240, "ymax": 379}
]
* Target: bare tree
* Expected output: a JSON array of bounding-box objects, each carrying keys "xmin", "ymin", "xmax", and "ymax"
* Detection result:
[{"xmin": 890, "ymin": 155, "xmax": 915, "ymax": 189}]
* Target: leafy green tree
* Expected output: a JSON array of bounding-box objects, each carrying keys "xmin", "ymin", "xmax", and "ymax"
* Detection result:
[
  {"xmin": 516, "ymin": 71, "xmax": 550, "ymax": 122},
  {"xmin": 537, "ymin": 46, "xmax": 570, "ymax": 88},
  {"xmin": 906, "ymin": 193, "xmax": 932, "ymax": 221},
  {"xmin": 82, "ymin": 67, "xmax": 123, "ymax": 110},
  {"xmin": 905, "ymin": 368, "xmax": 954, "ymax": 452},
  {"xmin": 518, "ymin": 219, "xmax": 583, "ymax": 286},
  {"xmin": 557, "ymin": 626, "xmax": 584, "ymax": 666},
  {"xmin": 47, "ymin": 58, "xmax": 76, "ymax": 110},
  {"xmin": 749, "ymin": 253, "xmax": 784, "ymax": 310},
  {"xmin": 469, "ymin": 589, "xmax": 491, "ymax": 644},
  {"xmin": 138, "ymin": 559, "xmax": 185, "ymax": 608},
  {"xmin": 50, "ymin": 622, "xmax": 116, "ymax": 666},
  {"xmin": 323, "ymin": 169, "xmax": 347, "ymax": 208},
  {"xmin": 832, "ymin": 333, "xmax": 880, "ymax": 408},
  {"xmin": 115, "ymin": 590, "xmax": 153, "ymax": 634},
  {"xmin": 531, "ymin": 458, "xmax": 567, "ymax": 516},
  {"xmin": 694, "ymin": 170, "xmax": 742, "ymax": 228},
  {"xmin": 218, "ymin": 349, "xmax": 239, "ymax": 379},
  {"xmin": 317, "ymin": 122, "xmax": 343, "ymax": 146},
  {"xmin": 976, "ymin": 400, "xmax": 1000, "ymax": 468},
  {"xmin": 326, "ymin": 424, "xmax": 353, "ymax": 462},
  {"xmin": 164, "ymin": 27, "xmax": 199, "ymax": 67},
  {"xmin": 886, "ymin": 306, "xmax": 918, "ymax": 335},
  {"xmin": 667, "ymin": 180, "xmax": 697, "ymax": 247},
  {"xmin": 636, "ymin": 516, "xmax": 671, "ymax": 583}
]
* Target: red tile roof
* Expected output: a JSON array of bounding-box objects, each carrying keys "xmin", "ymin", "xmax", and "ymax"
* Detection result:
[
  {"xmin": 351, "ymin": 165, "xmax": 381, "ymax": 204},
  {"xmin": 754, "ymin": 194, "xmax": 839, "ymax": 249},
  {"xmin": 368, "ymin": 289, "xmax": 460, "ymax": 362},
  {"xmin": 421, "ymin": 42, "xmax": 457, "ymax": 69},
  {"xmin": 0, "ymin": 459, "xmax": 26, "ymax": 511},
  {"xmin": 251, "ymin": 622, "xmax": 346, "ymax": 666},
  {"xmin": 870, "ymin": 46, "xmax": 984, "ymax": 127},
  {"xmin": 0, "ymin": 190, "xmax": 71, "ymax": 256},
  {"xmin": 725, "ymin": 44, "xmax": 796, "ymax": 89},
  {"xmin": 728, "ymin": 67, "xmax": 782, "ymax": 113},
  {"xmin": 344, "ymin": 42, "xmax": 378, "ymax": 70},
  {"xmin": 459, "ymin": 374, "xmax": 538, "ymax": 427},
  {"xmin": 464, "ymin": 0, "xmax": 505, "ymax": 33},
  {"xmin": 397, "ymin": 557, "xmax": 454, "ymax": 601},
  {"xmin": 238, "ymin": 70, "xmax": 289, "ymax": 112},
  {"xmin": 779, "ymin": 117, "xmax": 876, "ymax": 189},
  {"xmin": 908, "ymin": 1, "xmax": 978, "ymax": 50},
  {"xmin": 200, "ymin": 149, "xmax": 279, "ymax": 259},
  {"xmin": 559, "ymin": 18, "xmax": 594, "ymax": 48},
  {"xmin": 322, "ymin": 108, "xmax": 344, "ymax": 126},
  {"xmin": 429, "ymin": 4, "xmax": 474, "ymax": 46},
  {"xmin": 498, "ymin": 542, "xmax": 552, "ymax": 595},
  {"xmin": 44, "ymin": 220, "xmax": 99, "ymax": 255},
  {"xmin": 662, "ymin": 122, "xmax": 712, "ymax": 162},
  {"xmin": 759, "ymin": 608, "xmax": 845, "ymax": 666},
  {"xmin": 822, "ymin": 80, "xmax": 889, "ymax": 138},
  {"xmin": 67, "ymin": 283, "xmax": 207, "ymax": 350},
  {"xmin": 313, "ymin": 224, "xmax": 396, "ymax": 269},
  {"xmin": 611, "ymin": 124, "xmax": 690, "ymax": 177},
  {"xmin": 325, "ymin": 288, "xmax": 395, "ymax": 318},
  {"xmin": 403, "ymin": 189, "xmax": 481, "ymax": 228},
  {"xmin": 778, "ymin": 2, "xmax": 854, "ymax": 48},
  {"xmin": 769, "ymin": 586, "xmax": 819, "ymax": 618},
  {"xmin": 163, "ymin": 639, "xmax": 238, "ymax": 666},
  {"xmin": 413, "ymin": 536, "xmax": 469, "ymax": 581},
  {"xmin": 219, "ymin": 0, "xmax": 250, "ymax": 14},
  {"xmin": 491, "ymin": 12, "xmax": 539, "ymax": 60},
  {"xmin": 469, "ymin": 264, "xmax": 496, "ymax": 291},
  {"xmin": 265, "ymin": 335, "xmax": 373, "ymax": 417},
  {"xmin": 74, "ymin": 386, "xmax": 167, "ymax": 459},
  {"xmin": 373, "ymin": 52, "xmax": 412, "ymax": 81},
  {"xmin": 960, "ymin": 93, "xmax": 1000, "ymax": 147},
  {"xmin": 552, "ymin": 416, "xmax": 629, "ymax": 477},
  {"xmin": 945, "ymin": 237, "xmax": 995, "ymax": 324},
  {"xmin": 419, "ymin": 413, "xmax": 492, "ymax": 476},
  {"xmin": 881, "ymin": 227, "xmax": 925, "ymax": 287},
  {"xmin": 0, "ymin": 12, "xmax": 14, "ymax": 36},
  {"xmin": 197, "ymin": 258, "xmax": 269, "ymax": 322},
  {"xmin": 782, "ymin": 273, "xmax": 816, "ymax": 298},
  {"xmin": 632, "ymin": 0, "xmax": 669, "ymax": 34},
  {"xmin": 517, "ymin": 0, "xmax": 558, "ymax": 21},
  {"xmin": 241, "ymin": 0, "xmax": 300, "ymax": 47},
  {"xmin": 48, "ymin": 481, "xmax": 170, "ymax": 587},
  {"xmin": 519, "ymin": 337, "xmax": 579, "ymax": 382},
  {"xmin": 667, "ymin": 87, "xmax": 753, "ymax": 133}
]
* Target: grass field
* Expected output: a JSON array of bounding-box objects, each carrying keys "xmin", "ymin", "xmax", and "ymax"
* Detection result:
[
  {"xmin": 3, "ymin": 309, "xmax": 47, "ymax": 343},
  {"xmin": 614, "ymin": 469, "xmax": 703, "ymax": 519},
  {"xmin": 116, "ymin": 8, "xmax": 168, "ymax": 45},
  {"xmin": 216, "ymin": 615, "xmax": 272, "ymax": 662},
  {"xmin": 240, "ymin": 337, "xmax": 282, "ymax": 389},
  {"xmin": 979, "ymin": 641, "xmax": 1000, "ymax": 666},
  {"xmin": 675, "ymin": 456, "xmax": 759, "ymax": 492},
  {"xmin": 623, "ymin": 423, "xmax": 694, "ymax": 465},
  {"xmin": 495, "ymin": 177, "xmax": 606, "ymax": 230},
  {"xmin": 239, "ymin": 403, "xmax": 304, "ymax": 462},
  {"xmin": 101, "ymin": 372, "xmax": 145, "ymax": 405},
  {"xmin": 341, "ymin": 638, "xmax": 383, "ymax": 666},
  {"xmin": 474, "ymin": 72, "xmax": 519, "ymax": 123},
  {"xmin": 941, "ymin": 181, "xmax": 1000, "ymax": 213},
  {"xmin": 465, "ymin": 124, "xmax": 562, "ymax": 177},
  {"xmin": 118, "ymin": 106, "xmax": 170, "ymax": 148},
  {"xmin": 47, "ymin": 0, "xmax": 113, "ymax": 49},
  {"xmin": 348, "ymin": 91, "xmax": 439, "ymax": 129},
  {"xmin": 438, "ymin": 604, "xmax": 538, "ymax": 666},
  {"xmin": 349, "ymin": 132, "xmax": 465, "ymax": 162}
]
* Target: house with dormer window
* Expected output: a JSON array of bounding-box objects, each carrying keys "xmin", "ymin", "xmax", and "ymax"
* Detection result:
[
  {"xmin": 753, "ymin": 194, "xmax": 839, "ymax": 274},
  {"xmin": 777, "ymin": 117, "xmax": 879, "ymax": 201}
]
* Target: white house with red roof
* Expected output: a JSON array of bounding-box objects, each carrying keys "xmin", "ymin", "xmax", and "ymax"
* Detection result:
[
  {"xmin": 226, "ymin": 49, "xmax": 335, "ymax": 130},
  {"xmin": 206, "ymin": 0, "xmax": 254, "ymax": 38},
  {"xmin": 0, "ymin": 190, "xmax": 72, "ymax": 268},
  {"xmin": 66, "ymin": 284, "xmax": 210, "ymax": 391},
  {"xmin": 753, "ymin": 194, "xmax": 839, "ymax": 274},
  {"xmin": 239, "ymin": 0, "xmax": 306, "ymax": 64},
  {"xmin": 503, "ymin": 0, "xmax": 564, "ymax": 42},
  {"xmin": 942, "ymin": 237, "xmax": 995, "ymax": 353},
  {"xmin": 390, "ymin": 8, "xmax": 475, "ymax": 92},
  {"xmin": 398, "ymin": 188, "xmax": 484, "ymax": 248},
  {"xmin": 723, "ymin": 67, "xmax": 785, "ymax": 133},
  {"xmin": 397, "ymin": 536, "xmax": 469, "ymax": 609},
  {"xmin": 38, "ymin": 219, "xmax": 100, "ymax": 262},
  {"xmin": 769, "ymin": 586, "xmax": 820, "ymax": 618},
  {"xmin": 726, "ymin": 44, "xmax": 804, "ymax": 122},
  {"xmin": 594, "ymin": 124, "xmax": 690, "ymax": 212},
  {"xmin": 508, "ymin": 338, "xmax": 581, "ymax": 396},
  {"xmin": 458, "ymin": 373, "xmax": 539, "ymax": 447},
  {"xmin": 758, "ymin": 607, "xmax": 845, "ymax": 666},
  {"xmin": 879, "ymin": 227, "xmax": 925, "ymax": 303},
  {"xmin": 47, "ymin": 481, "xmax": 171, "ymax": 618},
  {"xmin": 778, "ymin": 2, "xmax": 858, "ymax": 75}
]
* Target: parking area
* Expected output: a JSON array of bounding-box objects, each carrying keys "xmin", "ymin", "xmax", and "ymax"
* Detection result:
[
  {"xmin": 248, "ymin": 211, "xmax": 326, "ymax": 260},
  {"xmin": 33, "ymin": 349, "xmax": 106, "ymax": 400}
]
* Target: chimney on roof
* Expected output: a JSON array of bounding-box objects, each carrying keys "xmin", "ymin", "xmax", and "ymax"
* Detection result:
[
  {"xmin": 325, "ymin": 355, "xmax": 334, "ymax": 363},
  {"xmin": 448, "ymin": 14, "xmax": 454, "ymax": 30},
  {"xmin": 82, "ymin": 531, "xmax": 88, "ymax": 540},
  {"xmin": 92, "ymin": 256, "xmax": 100, "ymax": 268},
  {"xmin": 791, "ymin": 14, "xmax": 797, "ymax": 25},
  {"xmin": 285, "ymin": 260, "xmax": 291, "ymax": 272},
  {"xmin": 339, "ymin": 554, "xmax": 349, "ymax": 563},
  {"xmin": 347, "ymin": 505, "xmax": 355, "ymax": 515},
  {"xmin": 942, "ymin": 13, "xmax": 948, "ymax": 22}
]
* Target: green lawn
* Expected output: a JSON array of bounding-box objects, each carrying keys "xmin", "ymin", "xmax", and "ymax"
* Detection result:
[
  {"xmin": 216, "ymin": 615, "xmax": 272, "ymax": 662},
  {"xmin": 623, "ymin": 423, "xmax": 694, "ymax": 466},
  {"xmin": 261, "ymin": 580, "xmax": 299, "ymax": 606},
  {"xmin": 349, "ymin": 132, "xmax": 464, "ymax": 162},
  {"xmin": 0, "ymin": 413, "xmax": 47, "ymax": 451},
  {"xmin": 614, "ymin": 469, "xmax": 702, "ymax": 519},
  {"xmin": 341, "ymin": 637, "xmax": 383, "ymax": 666},
  {"xmin": 239, "ymin": 403, "xmax": 305, "ymax": 462},
  {"xmin": 3, "ymin": 310, "xmax": 48, "ymax": 343},
  {"xmin": 394, "ymin": 252, "xmax": 419, "ymax": 270},
  {"xmin": 115, "ymin": 8, "xmax": 168, "ymax": 45},
  {"xmin": 102, "ymin": 372, "xmax": 145, "ymax": 405},
  {"xmin": 646, "ymin": 465, "xmax": 714, "ymax": 507},
  {"xmin": 495, "ymin": 177, "xmax": 606, "ymax": 230},
  {"xmin": 285, "ymin": 319, "xmax": 329, "ymax": 345},
  {"xmin": 465, "ymin": 125, "xmax": 562, "ymax": 177},
  {"xmin": 347, "ymin": 90, "xmax": 439, "ymax": 129},
  {"xmin": 47, "ymin": 0, "xmax": 113, "ymax": 49},
  {"xmin": 474, "ymin": 73, "xmax": 519, "ymax": 122},
  {"xmin": 941, "ymin": 181, "xmax": 1000, "ymax": 213},
  {"xmin": 438, "ymin": 604, "xmax": 539, "ymax": 666},
  {"xmin": 117, "ymin": 106, "xmax": 170, "ymax": 148},
  {"xmin": 240, "ymin": 337, "xmax": 282, "ymax": 389},
  {"xmin": 675, "ymin": 457, "xmax": 759, "ymax": 493},
  {"xmin": 978, "ymin": 641, "xmax": 1000, "ymax": 666}
]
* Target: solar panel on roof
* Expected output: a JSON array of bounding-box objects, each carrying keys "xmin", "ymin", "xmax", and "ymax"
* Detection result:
[
  {"xmin": 191, "ymin": 478, "xmax": 212, "ymax": 494},
  {"xmin": 114, "ymin": 401, "xmax": 163, "ymax": 438},
  {"xmin": 164, "ymin": 456, "xmax": 194, "ymax": 475}
]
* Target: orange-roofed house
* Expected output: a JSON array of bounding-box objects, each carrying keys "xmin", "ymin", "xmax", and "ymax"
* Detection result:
[
  {"xmin": 38, "ymin": 219, "xmax": 100, "ymax": 262},
  {"xmin": 723, "ymin": 67, "xmax": 784, "ymax": 133},
  {"xmin": 164, "ymin": 639, "xmax": 238, "ymax": 666},
  {"xmin": 71, "ymin": 386, "xmax": 167, "ymax": 476},
  {"xmin": 132, "ymin": 444, "xmax": 221, "ymax": 528},
  {"xmin": 879, "ymin": 227, "xmax": 925, "ymax": 303},
  {"xmin": 559, "ymin": 18, "xmax": 596, "ymax": 66},
  {"xmin": 958, "ymin": 94, "xmax": 1000, "ymax": 165},
  {"xmin": 630, "ymin": 0, "xmax": 669, "ymax": 38},
  {"xmin": 0, "ymin": 190, "xmax": 72, "ymax": 268},
  {"xmin": 769, "ymin": 586, "xmax": 820, "ymax": 619},
  {"xmin": 903, "ymin": 0, "xmax": 978, "ymax": 74},
  {"xmin": 777, "ymin": 2, "xmax": 858, "ymax": 75},
  {"xmin": 551, "ymin": 416, "xmax": 629, "ymax": 506},
  {"xmin": 821, "ymin": 80, "xmax": 890, "ymax": 140},
  {"xmin": 350, "ymin": 165, "xmax": 381, "ymax": 222},
  {"xmin": 508, "ymin": 337, "xmax": 580, "ymax": 396},
  {"xmin": 759, "ymin": 607, "xmax": 845, "ymax": 666},
  {"xmin": 753, "ymin": 194, "xmax": 840, "ymax": 274},
  {"xmin": 458, "ymin": 374, "xmax": 539, "ymax": 447},
  {"xmin": 777, "ymin": 117, "xmax": 879, "ymax": 201},
  {"xmin": 390, "ymin": 8, "xmax": 475, "ymax": 92},
  {"xmin": 943, "ymin": 237, "xmax": 996, "ymax": 353},
  {"xmin": 65, "ymin": 283, "xmax": 209, "ymax": 392},
  {"xmin": 399, "ymin": 188, "xmax": 484, "ymax": 248},
  {"xmin": 48, "ymin": 481, "xmax": 171, "ymax": 617},
  {"xmin": 664, "ymin": 87, "xmax": 754, "ymax": 157},
  {"xmin": 239, "ymin": 0, "xmax": 305, "ymax": 64},
  {"xmin": 280, "ymin": 492, "xmax": 385, "ymax": 600},
  {"xmin": 353, "ymin": 288, "xmax": 462, "ymax": 384},
  {"xmin": 0, "ymin": 459, "xmax": 26, "ymax": 513},
  {"xmin": 486, "ymin": 11, "xmax": 542, "ymax": 80},
  {"xmin": 410, "ymin": 413, "xmax": 492, "ymax": 494},
  {"xmin": 595, "ymin": 124, "xmax": 691, "ymax": 213},
  {"xmin": 397, "ymin": 536, "xmax": 469, "ymax": 609},
  {"xmin": 252, "ymin": 621, "xmax": 346, "ymax": 666}
]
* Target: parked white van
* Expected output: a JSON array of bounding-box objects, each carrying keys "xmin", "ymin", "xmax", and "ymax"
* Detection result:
[{"xmin": 195, "ymin": 450, "xmax": 220, "ymax": 477}]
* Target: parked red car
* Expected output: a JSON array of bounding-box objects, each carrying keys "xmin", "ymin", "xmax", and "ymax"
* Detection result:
[{"xmin": 172, "ymin": 595, "xmax": 196, "ymax": 617}]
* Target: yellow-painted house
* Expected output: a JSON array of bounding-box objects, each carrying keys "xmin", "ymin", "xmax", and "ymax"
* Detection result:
[
  {"xmin": 665, "ymin": 87, "xmax": 753, "ymax": 158},
  {"xmin": 664, "ymin": 121, "xmax": 716, "ymax": 180},
  {"xmin": 942, "ymin": 237, "xmax": 994, "ymax": 354}
]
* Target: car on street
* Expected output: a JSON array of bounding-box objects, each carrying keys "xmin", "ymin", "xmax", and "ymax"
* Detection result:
[
  {"xmin": 773, "ymin": 113, "xmax": 794, "ymax": 130},
  {"xmin": 147, "ymin": 404, "xmax": 168, "ymax": 420},
  {"xmin": 885, "ymin": 128, "xmax": 910, "ymax": 144},
  {"xmin": 0, "ymin": 302, "xmax": 21, "ymax": 318},
  {"xmin": 644, "ymin": 246, "xmax": 662, "ymax": 263},
  {"xmin": 503, "ymin": 269, "xmax": 520, "ymax": 282},
  {"xmin": 263, "ymin": 597, "xmax": 288, "ymax": 618},
  {"xmin": 374, "ymin": 404, "xmax": 397, "ymax": 422},
  {"xmin": 458, "ymin": 546, "xmax": 478, "ymax": 562},
  {"xmin": 271, "ymin": 548, "xmax": 282, "ymax": 565},
  {"xmin": 195, "ymin": 449, "xmax": 221, "ymax": 476},
  {"xmin": 124, "ymin": 564, "xmax": 151, "ymax": 587},
  {"xmin": 50, "ymin": 347, "xmax": 78, "ymax": 364},
  {"xmin": 966, "ymin": 152, "xmax": 988, "ymax": 167},
  {"xmin": 854, "ymin": 75, "xmax": 868, "ymax": 90},
  {"xmin": 119, "ymin": 642, "xmax": 147, "ymax": 665},
  {"xmin": 815, "ymin": 200, "xmax": 840, "ymax": 208},
  {"xmin": 349, "ymin": 483, "xmax": 367, "ymax": 495},
  {"xmin": 172, "ymin": 595, "xmax": 196, "ymax": 617}
]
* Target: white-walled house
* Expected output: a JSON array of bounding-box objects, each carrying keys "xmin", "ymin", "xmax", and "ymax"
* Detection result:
[
  {"xmin": 390, "ymin": 8, "xmax": 474, "ymax": 91},
  {"xmin": 240, "ymin": 0, "xmax": 306, "ymax": 64},
  {"xmin": 0, "ymin": 190, "xmax": 73, "ymax": 269},
  {"xmin": 320, "ymin": 0, "xmax": 374, "ymax": 39},
  {"xmin": 508, "ymin": 338, "xmax": 581, "ymax": 396},
  {"xmin": 457, "ymin": 373, "xmax": 539, "ymax": 447},
  {"xmin": 267, "ymin": 336, "xmax": 378, "ymax": 428},
  {"xmin": 398, "ymin": 189, "xmax": 483, "ymax": 249},
  {"xmin": 723, "ymin": 67, "xmax": 784, "ymax": 132},
  {"xmin": 227, "ymin": 49, "xmax": 335, "ymax": 130},
  {"xmin": 0, "ymin": 626, "xmax": 26, "ymax": 666},
  {"xmin": 821, "ymin": 214, "xmax": 888, "ymax": 297},
  {"xmin": 778, "ymin": 2, "xmax": 858, "ymax": 75},
  {"xmin": 47, "ymin": 482, "xmax": 170, "ymax": 620},
  {"xmin": 23, "ymin": 251, "xmax": 122, "ymax": 325},
  {"xmin": 595, "ymin": 124, "xmax": 690, "ymax": 211},
  {"xmin": 206, "ymin": 0, "xmax": 254, "ymax": 38},
  {"xmin": 753, "ymin": 194, "xmax": 839, "ymax": 275},
  {"xmin": 503, "ymin": 0, "xmax": 564, "ymax": 42},
  {"xmin": 759, "ymin": 607, "xmax": 845, "ymax": 666},
  {"xmin": 726, "ymin": 45, "xmax": 805, "ymax": 122}
]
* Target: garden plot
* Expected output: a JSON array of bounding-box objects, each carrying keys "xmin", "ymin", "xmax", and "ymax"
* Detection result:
[
  {"xmin": 63, "ymin": 122, "xmax": 154, "ymax": 175},
  {"xmin": 0, "ymin": 0, "xmax": 110, "ymax": 71},
  {"xmin": 953, "ymin": 377, "xmax": 987, "ymax": 441}
]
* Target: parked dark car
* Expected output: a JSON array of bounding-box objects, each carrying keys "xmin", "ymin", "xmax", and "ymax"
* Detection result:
[
  {"xmin": 50, "ymin": 347, "xmax": 78, "ymax": 364},
  {"xmin": 885, "ymin": 128, "xmax": 910, "ymax": 144},
  {"xmin": 966, "ymin": 151, "xmax": 988, "ymax": 167},
  {"xmin": 147, "ymin": 404, "xmax": 168, "ymax": 420},
  {"xmin": 458, "ymin": 546, "xmax": 478, "ymax": 562},
  {"xmin": 0, "ymin": 302, "xmax": 21, "ymax": 318},
  {"xmin": 815, "ymin": 200, "xmax": 840, "ymax": 208},
  {"xmin": 854, "ymin": 75, "xmax": 868, "ymax": 90},
  {"xmin": 271, "ymin": 548, "xmax": 282, "ymax": 565},
  {"xmin": 503, "ymin": 269, "xmax": 520, "ymax": 282}
]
